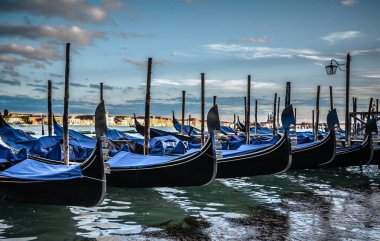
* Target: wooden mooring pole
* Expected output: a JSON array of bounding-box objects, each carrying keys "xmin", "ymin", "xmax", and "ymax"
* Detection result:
[
  {"xmin": 312, "ymin": 110, "xmax": 315, "ymax": 132},
  {"xmin": 353, "ymin": 97, "xmax": 357, "ymax": 135},
  {"xmin": 201, "ymin": 73, "xmax": 205, "ymax": 146},
  {"xmin": 276, "ymin": 96, "xmax": 280, "ymax": 129},
  {"xmin": 144, "ymin": 58, "xmax": 152, "ymax": 155},
  {"xmin": 255, "ymin": 100, "xmax": 258, "ymax": 135},
  {"xmin": 47, "ymin": 80, "xmax": 52, "ymax": 136},
  {"xmin": 273, "ymin": 93, "xmax": 277, "ymax": 137},
  {"xmin": 315, "ymin": 86, "xmax": 320, "ymax": 141},
  {"xmin": 246, "ymin": 75, "xmax": 251, "ymax": 145},
  {"xmin": 285, "ymin": 82, "xmax": 291, "ymax": 107},
  {"xmin": 41, "ymin": 114, "xmax": 45, "ymax": 135},
  {"xmin": 181, "ymin": 90, "xmax": 185, "ymax": 135},
  {"xmin": 100, "ymin": 82, "xmax": 104, "ymax": 101},
  {"xmin": 63, "ymin": 43, "xmax": 70, "ymax": 165},
  {"xmin": 329, "ymin": 86, "xmax": 333, "ymax": 110}
]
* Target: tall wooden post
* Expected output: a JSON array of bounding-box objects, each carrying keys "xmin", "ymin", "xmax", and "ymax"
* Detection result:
[
  {"xmin": 100, "ymin": 82, "xmax": 104, "ymax": 101},
  {"xmin": 63, "ymin": 43, "xmax": 70, "ymax": 165},
  {"xmin": 255, "ymin": 100, "xmax": 258, "ymax": 134},
  {"xmin": 213, "ymin": 96, "xmax": 217, "ymax": 106},
  {"xmin": 312, "ymin": 110, "xmax": 315, "ymax": 132},
  {"xmin": 201, "ymin": 73, "xmax": 205, "ymax": 146},
  {"xmin": 329, "ymin": 86, "xmax": 333, "ymax": 110},
  {"xmin": 233, "ymin": 114, "xmax": 236, "ymax": 130},
  {"xmin": 188, "ymin": 114, "xmax": 191, "ymax": 125},
  {"xmin": 273, "ymin": 93, "xmax": 277, "ymax": 137},
  {"xmin": 276, "ymin": 96, "xmax": 280, "ymax": 128},
  {"xmin": 294, "ymin": 108, "xmax": 297, "ymax": 130},
  {"xmin": 353, "ymin": 97, "xmax": 357, "ymax": 135},
  {"xmin": 144, "ymin": 58, "xmax": 152, "ymax": 155},
  {"xmin": 246, "ymin": 75, "xmax": 251, "ymax": 145},
  {"xmin": 41, "ymin": 114, "xmax": 45, "ymax": 135},
  {"xmin": 376, "ymin": 99, "xmax": 379, "ymax": 112},
  {"xmin": 181, "ymin": 90, "xmax": 185, "ymax": 135},
  {"xmin": 47, "ymin": 80, "xmax": 52, "ymax": 136},
  {"xmin": 285, "ymin": 82, "xmax": 291, "ymax": 107},
  {"xmin": 315, "ymin": 85, "xmax": 320, "ymax": 141},
  {"xmin": 345, "ymin": 53, "xmax": 351, "ymax": 146},
  {"xmin": 244, "ymin": 95, "xmax": 248, "ymax": 140}
]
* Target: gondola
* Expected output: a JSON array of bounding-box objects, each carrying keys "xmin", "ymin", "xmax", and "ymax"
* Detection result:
[
  {"xmin": 0, "ymin": 101, "xmax": 107, "ymax": 207},
  {"xmin": 106, "ymin": 105, "xmax": 219, "ymax": 188},
  {"xmin": 172, "ymin": 112, "xmax": 201, "ymax": 135},
  {"xmin": 216, "ymin": 132, "xmax": 291, "ymax": 178},
  {"xmin": 321, "ymin": 118, "xmax": 376, "ymax": 168},
  {"xmin": 215, "ymin": 107, "xmax": 293, "ymax": 178},
  {"xmin": 290, "ymin": 109, "xmax": 338, "ymax": 169},
  {"xmin": 134, "ymin": 114, "xmax": 196, "ymax": 142}
]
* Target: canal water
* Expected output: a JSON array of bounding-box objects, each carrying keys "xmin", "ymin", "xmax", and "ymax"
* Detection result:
[{"xmin": 1, "ymin": 126, "xmax": 379, "ymax": 240}]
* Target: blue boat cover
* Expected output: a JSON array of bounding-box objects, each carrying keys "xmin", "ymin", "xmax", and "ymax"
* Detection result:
[
  {"xmin": 173, "ymin": 121, "xmax": 200, "ymax": 135},
  {"xmin": 220, "ymin": 126, "xmax": 236, "ymax": 134},
  {"xmin": 108, "ymin": 149, "xmax": 198, "ymax": 168},
  {"xmin": 0, "ymin": 144, "xmax": 27, "ymax": 164},
  {"xmin": 0, "ymin": 158, "xmax": 83, "ymax": 181},
  {"xmin": 222, "ymin": 143, "xmax": 274, "ymax": 158}
]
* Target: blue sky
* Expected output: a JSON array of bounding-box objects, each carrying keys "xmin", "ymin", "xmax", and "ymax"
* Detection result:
[{"xmin": 0, "ymin": 0, "xmax": 379, "ymax": 122}]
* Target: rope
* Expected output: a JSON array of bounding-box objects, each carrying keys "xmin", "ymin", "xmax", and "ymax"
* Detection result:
[{"xmin": 83, "ymin": 175, "xmax": 106, "ymax": 183}]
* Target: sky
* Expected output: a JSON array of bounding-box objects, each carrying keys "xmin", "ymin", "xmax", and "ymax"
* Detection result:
[{"xmin": 0, "ymin": 0, "xmax": 380, "ymax": 122}]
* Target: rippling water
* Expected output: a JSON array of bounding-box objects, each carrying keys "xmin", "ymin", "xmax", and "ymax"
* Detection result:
[
  {"xmin": 1, "ymin": 126, "xmax": 380, "ymax": 240},
  {"xmin": 1, "ymin": 166, "xmax": 379, "ymax": 240}
]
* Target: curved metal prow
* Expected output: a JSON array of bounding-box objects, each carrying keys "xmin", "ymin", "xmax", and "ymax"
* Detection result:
[
  {"xmin": 327, "ymin": 108, "xmax": 340, "ymax": 130},
  {"xmin": 95, "ymin": 100, "xmax": 107, "ymax": 139},
  {"xmin": 281, "ymin": 104, "xmax": 296, "ymax": 129}
]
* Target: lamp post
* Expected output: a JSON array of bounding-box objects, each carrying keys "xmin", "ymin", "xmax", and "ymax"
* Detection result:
[{"xmin": 325, "ymin": 53, "xmax": 351, "ymax": 146}]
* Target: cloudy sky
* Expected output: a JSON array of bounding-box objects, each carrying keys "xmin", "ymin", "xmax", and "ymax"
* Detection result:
[{"xmin": 0, "ymin": 0, "xmax": 379, "ymax": 122}]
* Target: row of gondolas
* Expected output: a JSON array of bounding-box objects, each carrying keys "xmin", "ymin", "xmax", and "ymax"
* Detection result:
[{"xmin": 0, "ymin": 101, "xmax": 379, "ymax": 207}]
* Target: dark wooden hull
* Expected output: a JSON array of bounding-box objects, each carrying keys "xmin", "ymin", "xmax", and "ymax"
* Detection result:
[
  {"xmin": 290, "ymin": 130, "xmax": 336, "ymax": 169},
  {"xmin": 0, "ymin": 141, "xmax": 106, "ymax": 207},
  {"xmin": 107, "ymin": 135, "xmax": 217, "ymax": 188},
  {"xmin": 321, "ymin": 135, "xmax": 373, "ymax": 168},
  {"xmin": 371, "ymin": 146, "xmax": 380, "ymax": 165},
  {"xmin": 216, "ymin": 134, "xmax": 291, "ymax": 178}
]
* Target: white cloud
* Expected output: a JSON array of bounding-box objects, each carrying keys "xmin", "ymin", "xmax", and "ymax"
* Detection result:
[
  {"xmin": 341, "ymin": 0, "xmax": 357, "ymax": 6},
  {"xmin": 0, "ymin": 44, "xmax": 60, "ymax": 62},
  {"xmin": 241, "ymin": 36, "xmax": 268, "ymax": 44},
  {"xmin": 321, "ymin": 31, "xmax": 360, "ymax": 43},
  {"xmin": 0, "ymin": 24, "xmax": 105, "ymax": 46},
  {"xmin": 298, "ymin": 55, "xmax": 335, "ymax": 61},
  {"xmin": 362, "ymin": 72, "xmax": 380, "ymax": 78},
  {"xmin": 204, "ymin": 43, "xmax": 318, "ymax": 59},
  {"xmin": 0, "ymin": 0, "xmax": 108, "ymax": 23},
  {"xmin": 152, "ymin": 78, "xmax": 277, "ymax": 91}
]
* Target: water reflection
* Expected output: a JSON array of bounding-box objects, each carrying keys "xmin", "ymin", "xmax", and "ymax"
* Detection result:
[{"xmin": 0, "ymin": 166, "xmax": 378, "ymax": 240}]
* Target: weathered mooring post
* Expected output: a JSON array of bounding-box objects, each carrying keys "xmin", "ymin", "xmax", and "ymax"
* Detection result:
[{"xmin": 144, "ymin": 58, "xmax": 152, "ymax": 155}]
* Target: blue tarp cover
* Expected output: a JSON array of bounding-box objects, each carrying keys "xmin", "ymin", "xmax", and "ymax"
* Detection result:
[
  {"xmin": 108, "ymin": 148, "xmax": 197, "ymax": 168},
  {"xmin": 221, "ymin": 143, "xmax": 274, "ymax": 158},
  {"xmin": 0, "ymin": 159, "xmax": 83, "ymax": 180}
]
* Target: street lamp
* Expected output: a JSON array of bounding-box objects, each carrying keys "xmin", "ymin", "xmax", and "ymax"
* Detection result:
[{"xmin": 325, "ymin": 53, "xmax": 351, "ymax": 146}]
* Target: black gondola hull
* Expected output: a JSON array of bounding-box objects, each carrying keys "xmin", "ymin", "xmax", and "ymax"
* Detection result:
[
  {"xmin": 107, "ymin": 132, "xmax": 217, "ymax": 188},
  {"xmin": 290, "ymin": 130, "xmax": 336, "ymax": 169},
  {"xmin": 322, "ymin": 136, "xmax": 373, "ymax": 168},
  {"xmin": 0, "ymin": 141, "xmax": 106, "ymax": 207},
  {"xmin": 216, "ymin": 134, "xmax": 291, "ymax": 178}
]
